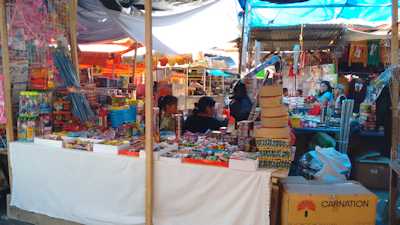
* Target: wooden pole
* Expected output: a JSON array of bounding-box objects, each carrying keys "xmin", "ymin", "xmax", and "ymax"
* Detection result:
[
  {"xmin": 389, "ymin": 1, "xmax": 399, "ymax": 224},
  {"xmin": 0, "ymin": 0, "xmax": 14, "ymax": 192},
  {"xmin": 132, "ymin": 43, "xmax": 138, "ymax": 79},
  {"xmin": 239, "ymin": 4, "xmax": 248, "ymax": 75},
  {"xmin": 69, "ymin": 0, "xmax": 80, "ymax": 82},
  {"xmin": 144, "ymin": 0, "xmax": 154, "ymax": 224},
  {"xmin": 0, "ymin": 0, "xmax": 13, "ymax": 143}
]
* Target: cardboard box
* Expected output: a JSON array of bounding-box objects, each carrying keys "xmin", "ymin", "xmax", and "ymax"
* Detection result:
[
  {"xmin": 261, "ymin": 115, "xmax": 289, "ymax": 128},
  {"xmin": 261, "ymin": 105, "xmax": 288, "ymax": 117},
  {"xmin": 260, "ymin": 85, "xmax": 283, "ymax": 97},
  {"xmin": 352, "ymin": 154, "xmax": 389, "ymax": 190},
  {"xmin": 255, "ymin": 126, "xmax": 290, "ymax": 139},
  {"xmin": 281, "ymin": 181, "xmax": 377, "ymax": 225},
  {"xmin": 259, "ymin": 96, "xmax": 282, "ymax": 108}
]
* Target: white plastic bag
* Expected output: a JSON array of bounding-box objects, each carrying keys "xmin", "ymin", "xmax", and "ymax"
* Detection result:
[{"xmin": 313, "ymin": 146, "xmax": 351, "ymax": 182}]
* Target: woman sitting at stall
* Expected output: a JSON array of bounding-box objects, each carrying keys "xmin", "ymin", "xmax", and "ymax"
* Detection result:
[
  {"xmin": 229, "ymin": 81, "xmax": 252, "ymax": 123},
  {"xmin": 317, "ymin": 80, "xmax": 333, "ymax": 105},
  {"xmin": 184, "ymin": 96, "xmax": 227, "ymax": 133},
  {"xmin": 334, "ymin": 84, "xmax": 347, "ymax": 116},
  {"xmin": 158, "ymin": 95, "xmax": 178, "ymax": 132}
]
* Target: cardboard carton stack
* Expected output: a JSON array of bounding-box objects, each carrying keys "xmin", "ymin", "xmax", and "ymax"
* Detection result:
[
  {"xmin": 256, "ymin": 85, "xmax": 290, "ymax": 139},
  {"xmin": 256, "ymin": 85, "xmax": 292, "ymax": 169}
]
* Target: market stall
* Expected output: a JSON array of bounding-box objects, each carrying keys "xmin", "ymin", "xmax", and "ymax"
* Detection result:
[
  {"xmin": 0, "ymin": 1, "xmax": 285, "ymax": 225},
  {"xmin": 2, "ymin": 0, "xmax": 399, "ymax": 225}
]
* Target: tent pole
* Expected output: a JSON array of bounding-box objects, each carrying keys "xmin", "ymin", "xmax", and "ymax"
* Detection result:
[
  {"xmin": 239, "ymin": 3, "xmax": 248, "ymax": 75},
  {"xmin": 144, "ymin": 0, "xmax": 154, "ymax": 224},
  {"xmin": 69, "ymin": 0, "xmax": 79, "ymax": 82},
  {"xmin": 389, "ymin": 0, "xmax": 399, "ymax": 224},
  {"xmin": 0, "ymin": 0, "xmax": 14, "ymax": 191},
  {"xmin": 0, "ymin": 0, "xmax": 13, "ymax": 142},
  {"xmin": 132, "ymin": 43, "xmax": 138, "ymax": 82}
]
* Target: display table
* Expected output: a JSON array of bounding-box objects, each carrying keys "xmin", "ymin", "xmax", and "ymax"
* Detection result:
[
  {"xmin": 9, "ymin": 142, "xmax": 272, "ymax": 225},
  {"xmin": 293, "ymin": 127, "xmax": 340, "ymax": 134}
]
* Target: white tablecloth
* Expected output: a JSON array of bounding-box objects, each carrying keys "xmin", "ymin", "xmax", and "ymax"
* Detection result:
[{"xmin": 10, "ymin": 142, "xmax": 272, "ymax": 225}]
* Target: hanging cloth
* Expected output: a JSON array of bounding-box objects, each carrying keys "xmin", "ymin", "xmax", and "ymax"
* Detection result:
[
  {"xmin": 349, "ymin": 41, "xmax": 368, "ymax": 67},
  {"xmin": 367, "ymin": 40, "xmax": 380, "ymax": 67},
  {"xmin": 293, "ymin": 44, "xmax": 300, "ymax": 74},
  {"xmin": 288, "ymin": 64, "xmax": 295, "ymax": 77}
]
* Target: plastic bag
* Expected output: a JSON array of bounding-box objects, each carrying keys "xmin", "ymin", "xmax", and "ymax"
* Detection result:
[{"xmin": 299, "ymin": 146, "xmax": 351, "ymax": 182}]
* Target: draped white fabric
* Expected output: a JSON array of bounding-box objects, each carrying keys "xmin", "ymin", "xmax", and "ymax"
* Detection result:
[
  {"xmin": 10, "ymin": 142, "xmax": 271, "ymax": 225},
  {"xmin": 78, "ymin": 0, "xmax": 241, "ymax": 54},
  {"xmin": 107, "ymin": 0, "xmax": 241, "ymax": 54}
]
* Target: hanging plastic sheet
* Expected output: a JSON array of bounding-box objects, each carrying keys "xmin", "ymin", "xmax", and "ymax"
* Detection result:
[{"xmin": 247, "ymin": 0, "xmax": 398, "ymax": 28}]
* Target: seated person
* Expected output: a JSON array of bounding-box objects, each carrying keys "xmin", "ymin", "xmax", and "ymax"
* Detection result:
[
  {"xmin": 158, "ymin": 95, "xmax": 178, "ymax": 132},
  {"xmin": 229, "ymin": 81, "xmax": 252, "ymax": 123},
  {"xmin": 317, "ymin": 80, "xmax": 333, "ymax": 105},
  {"xmin": 184, "ymin": 96, "xmax": 227, "ymax": 133}
]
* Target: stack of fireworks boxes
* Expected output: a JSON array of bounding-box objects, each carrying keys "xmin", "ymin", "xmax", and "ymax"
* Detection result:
[{"xmin": 255, "ymin": 84, "xmax": 292, "ymax": 169}]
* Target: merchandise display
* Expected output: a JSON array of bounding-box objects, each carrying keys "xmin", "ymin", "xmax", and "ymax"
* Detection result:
[{"xmin": 4, "ymin": 1, "xmax": 396, "ymax": 225}]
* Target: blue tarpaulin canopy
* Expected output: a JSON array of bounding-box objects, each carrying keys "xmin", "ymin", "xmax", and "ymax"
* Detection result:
[
  {"xmin": 248, "ymin": 0, "xmax": 398, "ymax": 28},
  {"xmin": 207, "ymin": 69, "xmax": 234, "ymax": 77}
]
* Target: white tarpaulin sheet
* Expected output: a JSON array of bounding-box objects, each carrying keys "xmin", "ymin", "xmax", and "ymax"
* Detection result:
[
  {"xmin": 10, "ymin": 142, "xmax": 272, "ymax": 225},
  {"xmin": 78, "ymin": 0, "xmax": 241, "ymax": 54}
]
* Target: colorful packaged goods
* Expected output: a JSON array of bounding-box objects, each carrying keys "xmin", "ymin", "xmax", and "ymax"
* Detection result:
[
  {"xmin": 29, "ymin": 67, "xmax": 54, "ymax": 90},
  {"xmin": 237, "ymin": 120, "xmax": 255, "ymax": 152},
  {"xmin": 19, "ymin": 91, "xmax": 40, "ymax": 116},
  {"xmin": 17, "ymin": 115, "xmax": 37, "ymax": 142},
  {"xmin": 62, "ymin": 138, "xmax": 93, "ymax": 151},
  {"xmin": 38, "ymin": 114, "xmax": 52, "ymax": 136},
  {"xmin": 257, "ymin": 138, "xmax": 292, "ymax": 169}
]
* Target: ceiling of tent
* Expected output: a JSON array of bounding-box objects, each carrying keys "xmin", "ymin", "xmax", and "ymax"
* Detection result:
[
  {"xmin": 247, "ymin": 0, "xmax": 398, "ymax": 28},
  {"xmin": 252, "ymin": 24, "xmax": 344, "ymax": 51}
]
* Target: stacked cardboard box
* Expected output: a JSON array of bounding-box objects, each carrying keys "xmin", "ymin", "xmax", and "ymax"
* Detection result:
[
  {"xmin": 256, "ymin": 85, "xmax": 292, "ymax": 169},
  {"xmin": 256, "ymin": 85, "xmax": 290, "ymax": 139}
]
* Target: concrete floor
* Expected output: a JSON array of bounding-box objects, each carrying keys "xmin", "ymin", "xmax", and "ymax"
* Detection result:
[{"xmin": 0, "ymin": 190, "xmax": 31, "ymax": 225}]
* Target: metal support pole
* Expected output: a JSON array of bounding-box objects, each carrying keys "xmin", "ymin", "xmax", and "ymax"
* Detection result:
[{"xmin": 69, "ymin": 0, "xmax": 79, "ymax": 82}]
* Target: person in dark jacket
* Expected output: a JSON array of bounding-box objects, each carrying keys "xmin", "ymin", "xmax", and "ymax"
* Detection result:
[
  {"xmin": 184, "ymin": 96, "xmax": 227, "ymax": 133},
  {"xmin": 348, "ymin": 79, "xmax": 367, "ymax": 113},
  {"xmin": 229, "ymin": 81, "xmax": 253, "ymax": 123},
  {"xmin": 376, "ymin": 85, "xmax": 392, "ymax": 157}
]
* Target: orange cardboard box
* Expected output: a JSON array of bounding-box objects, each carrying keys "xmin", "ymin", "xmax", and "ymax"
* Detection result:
[
  {"xmin": 259, "ymin": 96, "xmax": 282, "ymax": 108},
  {"xmin": 259, "ymin": 85, "xmax": 283, "ymax": 97},
  {"xmin": 255, "ymin": 126, "xmax": 290, "ymax": 139},
  {"xmin": 261, "ymin": 115, "xmax": 289, "ymax": 128},
  {"xmin": 261, "ymin": 105, "xmax": 288, "ymax": 117},
  {"xmin": 281, "ymin": 180, "xmax": 377, "ymax": 225}
]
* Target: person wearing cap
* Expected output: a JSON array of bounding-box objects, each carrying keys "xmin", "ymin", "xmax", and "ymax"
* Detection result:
[{"xmin": 184, "ymin": 96, "xmax": 227, "ymax": 133}]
